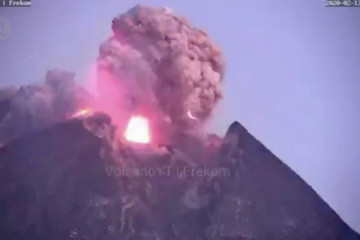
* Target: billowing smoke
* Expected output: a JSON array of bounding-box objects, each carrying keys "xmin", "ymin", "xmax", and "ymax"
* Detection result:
[
  {"xmin": 0, "ymin": 5, "xmax": 224, "ymax": 145},
  {"xmin": 97, "ymin": 5, "xmax": 224, "ymax": 129},
  {"xmin": 0, "ymin": 70, "xmax": 94, "ymax": 144}
]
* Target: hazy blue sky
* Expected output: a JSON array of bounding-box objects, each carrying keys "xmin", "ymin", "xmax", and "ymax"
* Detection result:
[{"xmin": 0, "ymin": 0, "xmax": 359, "ymax": 232}]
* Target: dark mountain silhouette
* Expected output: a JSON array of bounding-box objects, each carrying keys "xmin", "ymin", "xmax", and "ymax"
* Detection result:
[{"xmin": 0, "ymin": 115, "xmax": 358, "ymax": 240}]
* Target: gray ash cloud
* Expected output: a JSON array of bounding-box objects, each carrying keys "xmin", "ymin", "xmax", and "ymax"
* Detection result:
[
  {"xmin": 97, "ymin": 5, "xmax": 225, "ymax": 129},
  {"xmin": 0, "ymin": 5, "xmax": 225, "ymax": 144}
]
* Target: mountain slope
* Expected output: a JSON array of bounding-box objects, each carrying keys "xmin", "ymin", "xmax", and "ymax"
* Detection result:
[{"xmin": 0, "ymin": 117, "xmax": 358, "ymax": 240}]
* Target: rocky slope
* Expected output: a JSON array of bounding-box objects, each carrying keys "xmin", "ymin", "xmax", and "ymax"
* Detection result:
[{"xmin": 0, "ymin": 115, "xmax": 358, "ymax": 240}]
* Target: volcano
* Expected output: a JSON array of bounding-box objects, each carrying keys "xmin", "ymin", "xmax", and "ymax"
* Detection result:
[{"xmin": 0, "ymin": 115, "xmax": 358, "ymax": 240}]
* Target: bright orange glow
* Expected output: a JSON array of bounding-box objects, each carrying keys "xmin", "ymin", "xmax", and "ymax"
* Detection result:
[
  {"xmin": 124, "ymin": 116, "xmax": 151, "ymax": 144},
  {"xmin": 71, "ymin": 109, "xmax": 91, "ymax": 118}
]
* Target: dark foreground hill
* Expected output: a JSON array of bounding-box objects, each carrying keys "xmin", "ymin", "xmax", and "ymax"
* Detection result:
[{"xmin": 0, "ymin": 115, "xmax": 358, "ymax": 240}]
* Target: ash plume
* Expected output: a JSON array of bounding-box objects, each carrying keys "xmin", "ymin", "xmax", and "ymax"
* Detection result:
[
  {"xmin": 97, "ymin": 5, "xmax": 225, "ymax": 129},
  {"xmin": 0, "ymin": 69, "xmax": 94, "ymax": 144},
  {"xmin": 0, "ymin": 5, "xmax": 225, "ymax": 144}
]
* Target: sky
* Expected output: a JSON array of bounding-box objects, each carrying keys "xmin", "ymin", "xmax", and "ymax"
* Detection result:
[{"xmin": 0, "ymin": 0, "xmax": 360, "ymax": 232}]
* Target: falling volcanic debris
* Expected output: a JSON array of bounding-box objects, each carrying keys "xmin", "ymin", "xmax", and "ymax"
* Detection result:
[{"xmin": 97, "ymin": 5, "xmax": 225, "ymax": 130}]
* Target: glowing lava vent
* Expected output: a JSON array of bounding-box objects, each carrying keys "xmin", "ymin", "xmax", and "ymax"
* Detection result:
[
  {"xmin": 71, "ymin": 108, "xmax": 92, "ymax": 118},
  {"xmin": 124, "ymin": 116, "xmax": 151, "ymax": 144}
]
